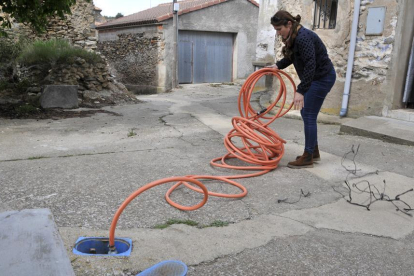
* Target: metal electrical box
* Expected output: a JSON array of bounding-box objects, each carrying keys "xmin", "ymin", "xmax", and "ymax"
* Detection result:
[{"xmin": 366, "ymin": 6, "xmax": 386, "ymax": 35}]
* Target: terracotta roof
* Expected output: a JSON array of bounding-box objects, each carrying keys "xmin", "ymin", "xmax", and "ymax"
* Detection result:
[{"xmin": 96, "ymin": 0, "xmax": 259, "ymax": 30}]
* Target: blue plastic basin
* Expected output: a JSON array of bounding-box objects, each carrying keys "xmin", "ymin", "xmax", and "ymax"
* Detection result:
[
  {"xmin": 73, "ymin": 237, "xmax": 132, "ymax": 256},
  {"xmin": 137, "ymin": 260, "xmax": 187, "ymax": 276}
]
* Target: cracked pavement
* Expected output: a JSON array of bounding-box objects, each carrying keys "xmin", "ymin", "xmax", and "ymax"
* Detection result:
[{"xmin": 1, "ymin": 83, "xmax": 414, "ymax": 275}]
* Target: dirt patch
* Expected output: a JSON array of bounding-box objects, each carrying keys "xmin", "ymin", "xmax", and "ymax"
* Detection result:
[
  {"xmin": 0, "ymin": 87, "xmax": 140, "ymax": 120},
  {"xmin": 0, "ymin": 102, "xmax": 123, "ymax": 120}
]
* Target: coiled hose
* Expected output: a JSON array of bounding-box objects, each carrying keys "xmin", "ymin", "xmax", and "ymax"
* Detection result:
[{"xmin": 108, "ymin": 68, "xmax": 296, "ymax": 251}]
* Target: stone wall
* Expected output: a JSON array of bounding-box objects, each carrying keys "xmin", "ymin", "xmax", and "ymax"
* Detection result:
[
  {"xmin": 97, "ymin": 32, "xmax": 163, "ymax": 94},
  {"xmin": 3, "ymin": 0, "xmax": 98, "ymax": 51},
  {"xmin": 0, "ymin": 1, "xmax": 139, "ymax": 106},
  {"xmin": 45, "ymin": 59, "xmax": 111, "ymax": 91},
  {"xmin": 16, "ymin": 56, "xmax": 135, "ymax": 107}
]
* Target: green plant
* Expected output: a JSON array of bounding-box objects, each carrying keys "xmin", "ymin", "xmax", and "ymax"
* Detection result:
[
  {"xmin": 209, "ymin": 83, "xmax": 221, "ymax": 87},
  {"xmin": 0, "ymin": 37, "xmax": 30, "ymax": 97},
  {"xmin": 14, "ymin": 78, "xmax": 31, "ymax": 95},
  {"xmin": 153, "ymin": 219, "xmax": 199, "ymax": 229},
  {"xmin": 153, "ymin": 219, "xmax": 231, "ymax": 229},
  {"xmin": 0, "ymin": 79, "xmax": 13, "ymax": 91},
  {"xmin": 127, "ymin": 128, "xmax": 137, "ymax": 137},
  {"xmin": 28, "ymin": 155, "xmax": 46, "ymax": 160},
  {"xmin": 15, "ymin": 104, "xmax": 39, "ymax": 115},
  {"xmin": 0, "ymin": 37, "xmax": 28, "ymax": 62},
  {"xmin": 18, "ymin": 39, "xmax": 102, "ymax": 67},
  {"xmin": 206, "ymin": 220, "xmax": 229, "ymax": 228}
]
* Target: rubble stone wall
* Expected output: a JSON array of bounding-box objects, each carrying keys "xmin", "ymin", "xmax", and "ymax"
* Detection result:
[
  {"xmin": 274, "ymin": 0, "xmax": 400, "ymax": 117},
  {"xmin": 3, "ymin": 0, "xmax": 98, "ymax": 51},
  {"xmin": 45, "ymin": 58, "xmax": 111, "ymax": 92},
  {"xmin": 97, "ymin": 30, "xmax": 164, "ymax": 94},
  {"xmin": 0, "ymin": 1, "xmax": 139, "ymax": 106}
]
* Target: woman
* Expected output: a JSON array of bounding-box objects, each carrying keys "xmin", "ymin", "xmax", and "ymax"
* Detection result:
[{"xmin": 268, "ymin": 10, "xmax": 336, "ymax": 169}]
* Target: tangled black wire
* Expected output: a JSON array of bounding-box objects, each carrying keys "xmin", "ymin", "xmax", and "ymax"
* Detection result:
[
  {"xmin": 333, "ymin": 145, "xmax": 414, "ymax": 217},
  {"xmin": 277, "ymin": 189, "xmax": 310, "ymax": 204}
]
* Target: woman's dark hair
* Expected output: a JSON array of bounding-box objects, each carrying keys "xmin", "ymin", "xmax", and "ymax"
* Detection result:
[
  {"xmin": 271, "ymin": 10, "xmax": 301, "ymax": 26},
  {"xmin": 270, "ymin": 10, "xmax": 302, "ymax": 59}
]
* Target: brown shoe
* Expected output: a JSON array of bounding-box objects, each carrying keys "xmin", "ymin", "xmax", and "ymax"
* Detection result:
[
  {"xmin": 289, "ymin": 151, "xmax": 314, "ymax": 169},
  {"xmin": 296, "ymin": 145, "xmax": 321, "ymax": 161}
]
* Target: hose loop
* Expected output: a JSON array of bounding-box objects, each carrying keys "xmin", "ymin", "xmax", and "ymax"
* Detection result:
[{"xmin": 108, "ymin": 69, "xmax": 295, "ymax": 247}]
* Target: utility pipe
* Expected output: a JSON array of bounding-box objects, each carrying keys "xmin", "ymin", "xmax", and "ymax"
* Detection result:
[
  {"xmin": 172, "ymin": 0, "xmax": 178, "ymax": 88},
  {"xmin": 340, "ymin": 0, "xmax": 361, "ymax": 117}
]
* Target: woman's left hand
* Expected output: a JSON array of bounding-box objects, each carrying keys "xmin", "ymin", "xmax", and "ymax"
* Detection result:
[{"xmin": 293, "ymin": 93, "xmax": 304, "ymax": 110}]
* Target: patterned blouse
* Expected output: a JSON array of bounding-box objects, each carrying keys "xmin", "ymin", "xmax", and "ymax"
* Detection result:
[{"xmin": 276, "ymin": 27, "xmax": 334, "ymax": 95}]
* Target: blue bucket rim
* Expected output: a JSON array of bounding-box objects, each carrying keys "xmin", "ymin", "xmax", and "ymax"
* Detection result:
[{"xmin": 137, "ymin": 260, "xmax": 188, "ymax": 276}]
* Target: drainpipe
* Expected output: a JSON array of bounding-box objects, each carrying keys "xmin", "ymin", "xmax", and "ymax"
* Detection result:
[
  {"xmin": 340, "ymin": 0, "xmax": 361, "ymax": 117},
  {"xmin": 172, "ymin": 0, "xmax": 179, "ymax": 88}
]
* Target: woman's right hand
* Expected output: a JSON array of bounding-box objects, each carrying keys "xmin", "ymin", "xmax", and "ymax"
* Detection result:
[{"xmin": 265, "ymin": 64, "xmax": 278, "ymax": 69}]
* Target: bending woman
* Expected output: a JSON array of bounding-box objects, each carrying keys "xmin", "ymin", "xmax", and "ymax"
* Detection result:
[{"xmin": 268, "ymin": 10, "xmax": 336, "ymax": 169}]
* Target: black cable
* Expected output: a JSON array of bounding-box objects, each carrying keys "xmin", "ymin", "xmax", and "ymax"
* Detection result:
[
  {"xmin": 278, "ymin": 189, "xmax": 311, "ymax": 204},
  {"xmin": 333, "ymin": 145, "xmax": 414, "ymax": 216}
]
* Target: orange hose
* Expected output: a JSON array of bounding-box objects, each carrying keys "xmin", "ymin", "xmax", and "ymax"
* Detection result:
[{"xmin": 109, "ymin": 68, "xmax": 295, "ymax": 248}]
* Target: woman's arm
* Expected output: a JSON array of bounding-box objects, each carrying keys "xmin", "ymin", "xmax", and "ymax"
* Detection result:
[{"xmin": 276, "ymin": 58, "xmax": 293, "ymax": 70}]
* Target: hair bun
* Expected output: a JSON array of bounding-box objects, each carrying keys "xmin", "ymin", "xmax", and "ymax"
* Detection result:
[{"xmin": 295, "ymin": 15, "xmax": 301, "ymax": 23}]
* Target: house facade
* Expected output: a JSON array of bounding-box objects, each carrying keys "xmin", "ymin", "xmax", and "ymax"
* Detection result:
[
  {"xmin": 255, "ymin": 0, "xmax": 414, "ymax": 119},
  {"xmin": 96, "ymin": 0, "xmax": 259, "ymax": 94}
]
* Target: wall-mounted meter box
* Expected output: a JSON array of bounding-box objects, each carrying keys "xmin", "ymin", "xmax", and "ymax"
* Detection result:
[{"xmin": 366, "ymin": 6, "xmax": 387, "ymax": 35}]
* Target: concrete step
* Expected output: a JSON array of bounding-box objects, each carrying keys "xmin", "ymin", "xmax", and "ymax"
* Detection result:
[
  {"xmin": 0, "ymin": 209, "xmax": 75, "ymax": 276},
  {"xmin": 340, "ymin": 116, "xmax": 414, "ymax": 146},
  {"xmin": 385, "ymin": 109, "xmax": 414, "ymax": 122}
]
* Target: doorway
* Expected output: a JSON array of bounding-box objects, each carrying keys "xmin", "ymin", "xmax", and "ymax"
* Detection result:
[{"xmin": 178, "ymin": 31, "xmax": 233, "ymax": 84}]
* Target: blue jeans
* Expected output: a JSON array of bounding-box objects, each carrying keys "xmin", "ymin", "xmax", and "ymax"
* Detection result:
[{"xmin": 300, "ymin": 68, "xmax": 336, "ymax": 154}]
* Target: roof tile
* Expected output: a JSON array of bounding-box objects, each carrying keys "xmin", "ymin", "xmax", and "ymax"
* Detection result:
[{"xmin": 97, "ymin": 0, "xmax": 258, "ymax": 29}]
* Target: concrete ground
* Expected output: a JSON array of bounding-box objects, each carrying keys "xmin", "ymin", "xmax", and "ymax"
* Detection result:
[{"xmin": 1, "ymin": 83, "xmax": 414, "ymax": 275}]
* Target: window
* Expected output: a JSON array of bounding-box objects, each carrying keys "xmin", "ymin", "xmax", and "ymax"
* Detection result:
[{"xmin": 313, "ymin": 0, "xmax": 338, "ymax": 29}]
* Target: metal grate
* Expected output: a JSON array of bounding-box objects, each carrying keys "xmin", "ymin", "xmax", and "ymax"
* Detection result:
[{"xmin": 313, "ymin": 0, "xmax": 338, "ymax": 30}]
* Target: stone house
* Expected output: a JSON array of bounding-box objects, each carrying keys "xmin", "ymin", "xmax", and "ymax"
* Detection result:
[
  {"xmin": 254, "ymin": 0, "xmax": 414, "ymax": 119},
  {"xmin": 96, "ymin": 0, "xmax": 259, "ymax": 94}
]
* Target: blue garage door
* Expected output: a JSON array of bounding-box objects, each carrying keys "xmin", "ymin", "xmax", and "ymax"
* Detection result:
[{"xmin": 179, "ymin": 31, "xmax": 233, "ymax": 84}]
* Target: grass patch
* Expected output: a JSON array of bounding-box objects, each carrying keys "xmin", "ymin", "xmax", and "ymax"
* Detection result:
[
  {"xmin": 154, "ymin": 219, "xmax": 230, "ymax": 229},
  {"xmin": 0, "ymin": 78, "xmax": 32, "ymax": 97},
  {"xmin": 203, "ymin": 220, "xmax": 229, "ymax": 228},
  {"xmin": 209, "ymin": 83, "xmax": 221, "ymax": 87},
  {"xmin": 209, "ymin": 82, "xmax": 234, "ymax": 88},
  {"xmin": 153, "ymin": 219, "xmax": 199, "ymax": 229},
  {"xmin": 14, "ymin": 104, "xmax": 40, "ymax": 115},
  {"xmin": 18, "ymin": 39, "xmax": 102, "ymax": 66},
  {"xmin": 0, "ymin": 79, "xmax": 13, "ymax": 91},
  {"xmin": 127, "ymin": 128, "xmax": 137, "ymax": 137},
  {"xmin": 28, "ymin": 156, "xmax": 46, "ymax": 160},
  {"xmin": 0, "ymin": 36, "xmax": 29, "ymax": 62}
]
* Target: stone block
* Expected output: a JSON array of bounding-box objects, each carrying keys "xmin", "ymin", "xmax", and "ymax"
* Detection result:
[
  {"xmin": 0, "ymin": 209, "xmax": 75, "ymax": 276},
  {"xmin": 40, "ymin": 85, "xmax": 79, "ymax": 109}
]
